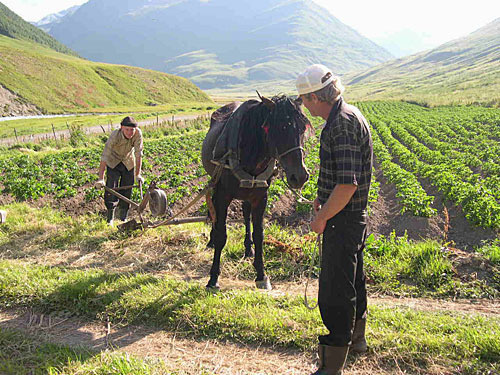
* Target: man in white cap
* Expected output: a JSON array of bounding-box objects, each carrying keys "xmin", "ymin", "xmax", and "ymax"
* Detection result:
[
  {"xmin": 95, "ymin": 116, "xmax": 144, "ymax": 224},
  {"xmin": 296, "ymin": 64, "xmax": 373, "ymax": 374}
]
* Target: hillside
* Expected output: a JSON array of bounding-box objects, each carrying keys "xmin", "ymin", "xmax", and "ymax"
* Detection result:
[
  {"xmin": 0, "ymin": 1, "xmax": 77, "ymax": 57},
  {"xmin": 344, "ymin": 18, "xmax": 500, "ymax": 107},
  {"xmin": 0, "ymin": 35, "xmax": 212, "ymax": 115},
  {"xmin": 45, "ymin": 0, "xmax": 392, "ymax": 90}
]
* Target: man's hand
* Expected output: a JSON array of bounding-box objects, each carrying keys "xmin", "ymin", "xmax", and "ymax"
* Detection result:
[
  {"xmin": 135, "ymin": 174, "xmax": 144, "ymax": 184},
  {"xmin": 310, "ymin": 215, "xmax": 327, "ymax": 234},
  {"xmin": 95, "ymin": 179, "xmax": 105, "ymax": 189}
]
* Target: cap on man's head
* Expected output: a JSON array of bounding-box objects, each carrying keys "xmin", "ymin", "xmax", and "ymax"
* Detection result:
[
  {"xmin": 120, "ymin": 116, "xmax": 138, "ymax": 128},
  {"xmin": 296, "ymin": 64, "xmax": 335, "ymax": 95}
]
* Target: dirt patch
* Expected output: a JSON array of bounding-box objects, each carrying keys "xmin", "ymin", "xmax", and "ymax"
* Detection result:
[
  {"xmin": 368, "ymin": 163, "xmax": 499, "ymax": 250},
  {"xmin": 0, "ymin": 308, "xmax": 315, "ymax": 375},
  {"xmin": 0, "ymin": 85, "xmax": 41, "ymax": 117},
  {"xmin": 0, "ymin": 306, "xmax": 495, "ymax": 375},
  {"xmin": 368, "ymin": 168, "xmax": 445, "ymax": 241}
]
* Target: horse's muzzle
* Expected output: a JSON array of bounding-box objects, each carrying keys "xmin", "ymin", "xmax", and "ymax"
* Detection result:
[{"xmin": 287, "ymin": 170, "xmax": 309, "ymax": 189}]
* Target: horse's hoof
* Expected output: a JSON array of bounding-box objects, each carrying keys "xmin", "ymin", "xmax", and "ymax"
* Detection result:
[
  {"xmin": 255, "ymin": 276, "xmax": 272, "ymax": 290},
  {"xmin": 206, "ymin": 283, "xmax": 220, "ymax": 292}
]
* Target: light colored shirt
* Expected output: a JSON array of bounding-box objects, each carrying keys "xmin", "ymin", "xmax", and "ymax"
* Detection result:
[{"xmin": 101, "ymin": 128, "xmax": 143, "ymax": 171}]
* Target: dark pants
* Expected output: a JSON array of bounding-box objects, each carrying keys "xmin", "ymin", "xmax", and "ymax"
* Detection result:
[
  {"xmin": 104, "ymin": 162, "xmax": 134, "ymax": 211},
  {"xmin": 318, "ymin": 209, "xmax": 368, "ymax": 347}
]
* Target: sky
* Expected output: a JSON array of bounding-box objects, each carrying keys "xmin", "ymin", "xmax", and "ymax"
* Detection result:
[{"xmin": 3, "ymin": 0, "xmax": 500, "ymax": 51}]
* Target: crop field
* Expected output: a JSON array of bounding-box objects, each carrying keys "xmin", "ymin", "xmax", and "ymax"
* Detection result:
[{"xmin": 0, "ymin": 101, "xmax": 499, "ymax": 374}]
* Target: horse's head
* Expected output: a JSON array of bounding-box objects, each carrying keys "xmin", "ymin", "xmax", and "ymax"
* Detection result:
[{"xmin": 261, "ymin": 94, "xmax": 310, "ymax": 189}]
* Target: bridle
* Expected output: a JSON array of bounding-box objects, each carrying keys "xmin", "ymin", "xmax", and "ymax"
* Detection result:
[{"xmin": 276, "ymin": 145, "xmax": 304, "ymax": 163}]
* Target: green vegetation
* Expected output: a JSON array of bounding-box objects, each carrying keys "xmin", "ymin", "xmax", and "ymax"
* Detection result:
[
  {"xmin": 1, "ymin": 100, "xmax": 499, "ymax": 229},
  {"xmin": 0, "ymin": 2, "xmax": 77, "ymax": 56},
  {"xmin": 359, "ymin": 102, "xmax": 500, "ymax": 228},
  {"xmin": 0, "ymin": 202, "xmax": 497, "ymax": 298},
  {"xmin": 478, "ymin": 240, "xmax": 500, "ymax": 266},
  {"xmin": 0, "ymin": 107, "xmax": 213, "ymax": 139},
  {"xmin": 345, "ymin": 19, "xmax": 500, "ymax": 107},
  {"xmin": 0, "ymin": 260, "xmax": 498, "ymax": 374},
  {"xmin": 0, "ymin": 121, "xmax": 208, "ymax": 204},
  {"xmin": 0, "ymin": 328, "xmax": 189, "ymax": 374},
  {"xmin": 0, "ymin": 99, "xmax": 499, "ymax": 374},
  {"xmin": 0, "ymin": 35, "xmax": 212, "ymax": 114}
]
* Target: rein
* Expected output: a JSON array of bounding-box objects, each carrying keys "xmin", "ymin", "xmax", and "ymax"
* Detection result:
[{"xmin": 304, "ymin": 234, "xmax": 322, "ymax": 310}]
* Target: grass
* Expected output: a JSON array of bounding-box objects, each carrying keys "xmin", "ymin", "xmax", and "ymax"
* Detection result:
[
  {"xmin": 0, "ymin": 327, "xmax": 199, "ymax": 374},
  {"xmin": 0, "ymin": 105, "xmax": 214, "ymax": 139},
  {"xmin": 477, "ymin": 240, "xmax": 500, "ymax": 266},
  {"xmin": 0, "ymin": 203, "xmax": 497, "ymax": 299},
  {"xmin": 0, "ymin": 260, "xmax": 498, "ymax": 374},
  {"xmin": 0, "ymin": 2, "xmax": 77, "ymax": 57},
  {"xmin": 0, "ymin": 35, "xmax": 213, "ymax": 114},
  {"xmin": 343, "ymin": 20, "xmax": 500, "ymax": 107}
]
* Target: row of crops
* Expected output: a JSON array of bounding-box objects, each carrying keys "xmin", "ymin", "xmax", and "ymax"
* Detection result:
[
  {"xmin": 0, "ymin": 101, "xmax": 499, "ymax": 228},
  {"xmin": 358, "ymin": 102, "xmax": 500, "ymax": 228}
]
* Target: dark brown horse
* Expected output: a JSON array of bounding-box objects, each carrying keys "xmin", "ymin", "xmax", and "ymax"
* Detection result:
[{"xmin": 201, "ymin": 94, "xmax": 310, "ymax": 290}]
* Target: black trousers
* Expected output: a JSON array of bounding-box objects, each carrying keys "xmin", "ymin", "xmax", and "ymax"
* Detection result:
[
  {"xmin": 104, "ymin": 162, "xmax": 134, "ymax": 210},
  {"xmin": 318, "ymin": 209, "xmax": 368, "ymax": 347}
]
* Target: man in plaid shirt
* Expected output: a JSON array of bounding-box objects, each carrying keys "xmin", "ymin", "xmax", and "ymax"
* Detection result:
[{"xmin": 296, "ymin": 64, "xmax": 373, "ymax": 375}]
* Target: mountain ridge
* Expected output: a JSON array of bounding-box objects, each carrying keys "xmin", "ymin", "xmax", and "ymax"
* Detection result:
[
  {"xmin": 45, "ymin": 0, "xmax": 393, "ymax": 89},
  {"xmin": 343, "ymin": 18, "xmax": 500, "ymax": 106}
]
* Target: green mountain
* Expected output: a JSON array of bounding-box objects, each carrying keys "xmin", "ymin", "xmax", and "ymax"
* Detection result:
[
  {"xmin": 45, "ymin": 0, "xmax": 392, "ymax": 90},
  {"xmin": 0, "ymin": 1, "xmax": 78, "ymax": 57},
  {"xmin": 344, "ymin": 18, "xmax": 500, "ymax": 106},
  {"xmin": 0, "ymin": 35, "xmax": 212, "ymax": 114}
]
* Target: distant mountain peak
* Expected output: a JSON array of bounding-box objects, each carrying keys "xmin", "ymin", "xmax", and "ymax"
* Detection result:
[{"xmin": 32, "ymin": 5, "xmax": 81, "ymax": 33}]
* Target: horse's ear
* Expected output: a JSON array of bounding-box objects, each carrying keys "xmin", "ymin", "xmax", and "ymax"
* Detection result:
[{"xmin": 256, "ymin": 90, "xmax": 275, "ymax": 111}]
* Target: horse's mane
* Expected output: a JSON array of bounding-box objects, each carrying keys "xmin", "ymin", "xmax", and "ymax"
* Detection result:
[
  {"xmin": 239, "ymin": 95, "xmax": 307, "ymax": 170},
  {"xmin": 238, "ymin": 100, "xmax": 268, "ymax": 169}
]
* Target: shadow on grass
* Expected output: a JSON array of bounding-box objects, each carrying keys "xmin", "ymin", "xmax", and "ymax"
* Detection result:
[
  {"xmin": 0, "ymin": 265, "xmax": 205, "ymax": 353},
  {"xmin": 0, "ymin": 326, "xmax": 95, "ymax": 375}
]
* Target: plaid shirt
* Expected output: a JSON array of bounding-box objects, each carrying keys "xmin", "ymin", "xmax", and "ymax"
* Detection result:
[
  {"xmin": 101, "ymin": 128, "xmax": 143, "ymax": 171},
  {"xmin": 317, "ymin": 97, "xmax": 373, "ymax": 211}
]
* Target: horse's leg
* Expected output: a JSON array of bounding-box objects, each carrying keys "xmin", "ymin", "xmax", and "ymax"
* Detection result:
[
  {"xmin": 206, "ymin": 188, "xmax": 231, "ymax": 290},
  {"xmin": 243, "ymin": 200, "xmax": 254, "ymax": 258},
  {"xmin": 252, "ymin": 194, "xmax": 272, "ymax": 290}
]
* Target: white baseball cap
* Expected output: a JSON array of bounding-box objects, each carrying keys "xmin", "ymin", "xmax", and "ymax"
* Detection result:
[{"xmin": 296, "ymin": 64, "xmax": 335, "ymax": 95}]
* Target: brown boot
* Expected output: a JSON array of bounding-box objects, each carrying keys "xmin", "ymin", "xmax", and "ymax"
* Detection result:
[
  {"xmin": 311, "ymin": 344, "xmax": 348, "ymax": 375},
  {"xmin": 350, "ymin": 319, "xmax": 367, "ymax": 354}
]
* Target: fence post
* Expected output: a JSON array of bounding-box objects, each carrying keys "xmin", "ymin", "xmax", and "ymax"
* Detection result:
[
  {"xmin": 14, "ymin": 128, "xmax": 18, "ymax": 143},
  {"xmin": 51, "ymin": 123, "xmax": 57, "ymax": 140}
]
